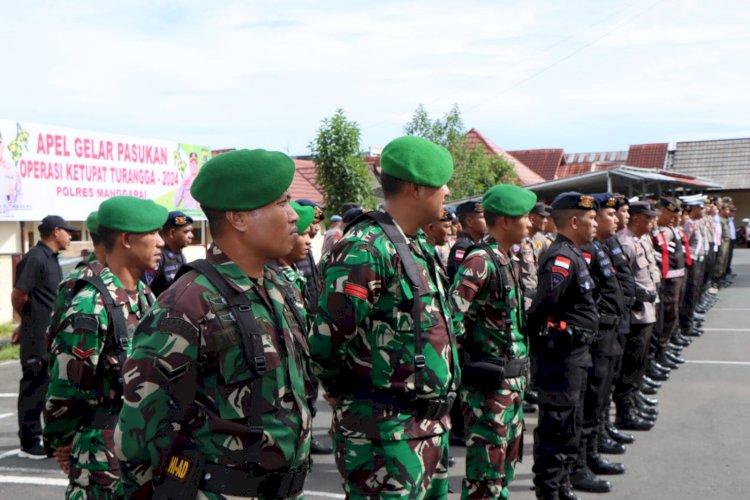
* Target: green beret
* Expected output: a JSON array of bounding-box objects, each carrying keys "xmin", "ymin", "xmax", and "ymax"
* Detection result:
[
  {"xmin": 98, "ymin": 196, "xmax": 168, "ymax": 233},
  {"xmin": 190, "ymin": 149, "xmax": 295, "ymax": 210},
  {"xmin": 291, "ymin": 201, "xmax": 315, "ymax": 235},
  {"xmin": 482, "ymin": 184, "xmax": 537, "ymax": 216},
  {"xmin": 381, "ymin": 136, "xmax": 453, "ymax": 187},
  {"xmin": 86, "ymin": 211, "xmax": 99, "ymax": 235}
]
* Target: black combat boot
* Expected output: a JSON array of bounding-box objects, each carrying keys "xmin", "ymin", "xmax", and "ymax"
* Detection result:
[
  {"xmin": 570, "ymin": 467, "xmax": 611, "ymax": 493},
  {"xmin": 637, "ymin": 392, "xmax": 658, "ymax": 406},
  {"xmin": 587, "ymin": 434, "xmax": 626, "ymax": 475},
  {"xmin": 606, "ymin": 421, "xmax": 635, "ymax": 444}
]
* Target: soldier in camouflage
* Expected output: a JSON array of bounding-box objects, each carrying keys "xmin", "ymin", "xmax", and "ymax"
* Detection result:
[
  {"xmin": 44, "ymin": 196, "xmax": 167, "ymax": 499},
  {"xmin": 450, "ymin": 184, "xmax": 536, "ymax": 500},
  {"xmin": 115, "ymin": 149, "xmax": 313, "ymax": 499},
  {"xmin": 311, "ymin": 136, "xmax": 458, "ymax": 499},
  {"xmin": 518, "ymin": 202, "xmax": 551, "ymax": 311}
]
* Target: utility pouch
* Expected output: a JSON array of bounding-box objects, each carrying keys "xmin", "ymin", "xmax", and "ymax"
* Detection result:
[
  {"xmin": 153, "ymin": 449, "xmax": 205, "ymax": 500},
  {"xmin": 462, "ymin": 355, "xmax": 506, "ymax": 390}
]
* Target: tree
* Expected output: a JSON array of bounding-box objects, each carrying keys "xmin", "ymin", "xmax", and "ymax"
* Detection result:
[
  {"xmin": 403, "ymin": 104, "xmax": 518, "ymax": 200},
  {"xmin": 310, "ymin": 109, "xmax": 374, "ymax": 217}
]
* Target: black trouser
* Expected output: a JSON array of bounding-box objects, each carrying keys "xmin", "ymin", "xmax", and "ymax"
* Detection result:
[
  {"xmin": 18, "ymin": 355, "xmax": 49, "ymax": 448},
  {"xmin": 703, "ymin": 247, "xmax": 717, "ymax": 293},
  {"xmin": 679, "ymin": 261, "xmax": 704, "ymax": 332},
  {"xmin": 613, "ymin": 323, "xmax": 654, "ymax": 414},
  {"xmin": 577, "ymin": 329, "xmax": 618, "ymax": 468},
  {"xmin": 532, "ymin": 350, "xmax": 589, "ymax": 498}
]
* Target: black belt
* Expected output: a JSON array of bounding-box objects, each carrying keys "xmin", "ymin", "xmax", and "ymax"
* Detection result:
[
  {"xmin": 570, "ymin": 327, "xmax": 597, "ymax": 346},
  {"xmin": 623, "ymin": 296, "xmax": 636, "ymax": 306},
  {"xmin": 200, "ymin": 461, "xmax": 309, "ymax": 498},
  {"xmin": 350, "ymin": 390, "xmax": 457, "ymax": 420},
  {"xmin": 599, "ymin": 314, "xmax": 620, "ymax": 328},
  {"xmin": 82, "ymin": 409, "xmax": 120, "ymax": 429}
]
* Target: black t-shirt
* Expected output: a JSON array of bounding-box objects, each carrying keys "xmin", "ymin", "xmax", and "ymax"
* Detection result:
[{"xmin": 14, "ymin": 241, "xmax": 63, "ymax": 335}]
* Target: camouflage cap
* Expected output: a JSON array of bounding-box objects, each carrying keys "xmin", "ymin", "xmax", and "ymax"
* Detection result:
[
  {"xmin": 291, "ymin": 201, "xmax": 315, "ymax": 235},
  {"xmin": 482, "ymin": 184, "xmax": 537, "ymax": 217},
  {"xmin": 86, "ymin": 211, "xmax": 99, "ymax": 235},
  {"xmin": 190, "ymin": 149, "xmax": 295, "ymax": 211},
  {"xmin": 381, "ymin": 136, "xmax": 453, "ymax": 187},
  {"xmin": 98, "ymin": 196, "xmax": 168, "ymax": 233}
]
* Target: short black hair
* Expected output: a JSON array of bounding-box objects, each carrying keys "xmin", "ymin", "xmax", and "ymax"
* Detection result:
[
  {"xmin": 202, "ymin": 206, "xmax": 227, "ymax": 238},
  {"xmin": 552, "ymin": 209, "xmax": 577, "ymax": 228},
  {"xmin": 97, "ymin": 226, "xmax": 121, "ymax": 252},
  {"xmin": 381, "ymin": 173, "xmax": 407, "ymax": 199},
  {"xmin": 484, "ymin": 211, "xmax": 500, "ymax": 228}
]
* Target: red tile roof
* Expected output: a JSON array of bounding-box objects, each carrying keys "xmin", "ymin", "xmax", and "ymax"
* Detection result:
[
  {"xmin": 556, "ymin": 162, "xmax": 619, "ymax": 178},
  {"xmin": 626, "ymin": 143, "xmax": 668, "ymax": 169},
  {"xmin": 464, "ymin": 129, "xmax": 546, "ymax": 186},
  {"xmin": 292, "ymin": 160, "xmax": 324, "ymax": 204},
  {"xmin": 505, "ymin": 149, "xmax": 565, "ymax": 181}
]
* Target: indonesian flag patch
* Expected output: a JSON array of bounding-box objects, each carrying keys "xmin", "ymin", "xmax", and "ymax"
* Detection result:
[
  {"xmin": 582, "ymin": 252, "xmax": 592, "ymax": 265},
  {"xmin": 553, "ymin": 256, "xmax": 571, "ymax": 269},
  {"xmin": 454, "ymin": 249, "xmax": 466, "ymax": 261}
]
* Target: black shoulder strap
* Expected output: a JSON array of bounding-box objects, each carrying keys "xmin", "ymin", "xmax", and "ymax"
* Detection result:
[
  {"xmin": 362, "ymin": 211, "xmax": 431, "ymax": 391},
  {"xmin": 476, "ymin": 242, "xmax": 516, "ymax": 354},
  {"xmin": 76, "ymin": 275, "xmax": 130, "ymax": 390},
  {"xmin": 180, "ymin": 259, "xmax": 266, "ymax": 465}
]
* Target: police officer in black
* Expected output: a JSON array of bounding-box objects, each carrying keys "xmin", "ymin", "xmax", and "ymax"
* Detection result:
[
  {"xmin": 602, "ymin": 195, "xmax": 641, "ymax": 449},
  {"xmin": 570, "ymin": 193, "xmax": 627, "ymax": 493},
  {"xmin": 144, "ymin": 211, "xmax": 193, "ymax": 296},
  {"xmin": 447, "ymin": 200, "xmax": 487, "ymax": 281},
  {"xmin": 11, "ymin": 215, "xmax": 75, "ymax": 459},
  {"xmin": 527, "ymin": 192, "xmax": 600, "ymax": 500}
]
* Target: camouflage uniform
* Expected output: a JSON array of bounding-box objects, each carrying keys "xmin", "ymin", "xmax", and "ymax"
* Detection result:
[
  {"xmin": 47, "ymin": 253, "xmax": 105, "ymax": 350},
  {"xmin": 45, "ymin": 266, "xmax": 154, "ymax": 499},
  {"xmin": 115, "ymin": 247, "xmax": 312, "ymax": 499},
  {"xmin": 311, "ymin": 212, "xmax": 458, "ymax": 499},
  {"xmin": 451, "ymin": 241, "xmax": 527, "ymax": 500}
]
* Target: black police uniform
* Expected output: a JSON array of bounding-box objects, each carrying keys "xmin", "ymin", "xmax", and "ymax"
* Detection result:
[
  {"xmin": 448, "ymin": 231, "xmax": 476, "ymax": 282},
  {"xmin": 575, "ymin": 238, "xmax": 625, "ymax": 479},
  {"xmin": 14, "ymin": 241, "xmax": 62, "ymax": 449},
  {"xmin": 528, "ymin": 231, "xmax": 598, "ymax": 499}
]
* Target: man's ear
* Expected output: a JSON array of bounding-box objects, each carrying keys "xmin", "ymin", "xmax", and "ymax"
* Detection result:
[{"xmin": 225, "ymin": 210, "xmax": 251, "ymax": 233}]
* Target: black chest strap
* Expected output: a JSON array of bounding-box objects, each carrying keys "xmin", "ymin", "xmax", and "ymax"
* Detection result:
[
  {"xmin": 178, "ymin": 259, "xmax": 266, "ymax": 465},
  {"xmin": 472, "ymin": 242, "xmax": 517, "ymax": 356}
]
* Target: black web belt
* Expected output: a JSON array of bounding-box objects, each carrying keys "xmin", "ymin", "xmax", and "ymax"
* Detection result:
[
  {"xmin": 199, "ymin": 461, "xmax": 310, "ymax": 498},
  {"xmin": 350, "ymin": 389, "xmax": 457, "ymax": 420}
]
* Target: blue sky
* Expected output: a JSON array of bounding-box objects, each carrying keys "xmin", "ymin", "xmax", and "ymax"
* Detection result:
[{"xmin": 2, "ymin": 0, "xmax": 749, "ymax": 155}]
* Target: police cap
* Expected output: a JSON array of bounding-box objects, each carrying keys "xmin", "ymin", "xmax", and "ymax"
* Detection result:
[
  {"xmin": 163, "ymin": 211, "xmax": 194, "ymax": 229},
  {"xmin": 550, "ymin": 192, "xmax": 599, "ymax": 211}
]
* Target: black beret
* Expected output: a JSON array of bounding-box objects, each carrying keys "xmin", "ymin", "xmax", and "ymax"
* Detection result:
[
  {"xmin": 551, "ymin": 192, "xmax": 599, "ymax": 211},
  {"xmin": 658, "ymin": 197, "xmax": 681, "ymax": 213},
  {"xmin": 456, "ymin": 201, "xmax": 483, "ymax": 217},
  {"xmin": 164, "ymin": 211, "xmax": 194, "ymax": 228}
]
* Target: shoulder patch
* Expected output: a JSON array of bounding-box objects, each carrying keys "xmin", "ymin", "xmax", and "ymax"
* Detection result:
[
  {"xmin": 343, "ymin": 282, "xmax": 369, "ymax": 300},
  {"xmin": 550, "ymin": 272, "xmax": 565, "ymax": 290},
  {"xmin": 72, "ymin": 315, "xmax": 98, "ymax": 333},
  {"xmin": 454, "ymin": 249, "xmax": 466, "ymax": 261},
  {"xmin": 582, "ymin": 252, "xmax": 592, "ymax": 265},
  {"xmin": 72, "ymin": 346, "xmax": 96, "ymax": 359},
  {"xmin": 553, "ymin": 256, "xmax": 571, "ymax": 269}
]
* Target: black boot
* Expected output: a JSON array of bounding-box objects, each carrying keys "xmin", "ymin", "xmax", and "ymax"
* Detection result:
[
  {"xmin": 646, "ymin": 365, "xmax": 669, "ymax": 381},
  {"xmin": 606, "ymin": 422, "xmax": 635, "ymax": 444},
  {"xmin": 558, "ymin": 477, "xmax": 582, "ymax": 500},
  {"xmin": 642, "ymin": 375, "xmax": 662, "ymax": 388},
  {"xmin": 637, "ymin": 392, "xmax": 658, "ymax": 406},
  {"xmin": 598, "ymin": 432, "xmax": 626, "ymax": 454},
  {"xmin": 616, "ymin": 410, "xmax": 655, "ymax": 431},
  {"xmin": 570, "ymin": 467, "xmax": 612, "ymax": 493},
  {"xmin": 587, "ymin": 434, "xmax": 625, "ymax": 475},
  {"xmin": 640, "ymin": 383, "xmax": 658, "ymax": 395},
  {"xmin": 310, "ymin": 436, "xmax": 333, "ymax": 454}
]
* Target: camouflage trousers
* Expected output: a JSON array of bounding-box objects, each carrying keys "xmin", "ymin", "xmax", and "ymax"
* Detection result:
[
  {"xmin": 460, "ymin": 386, "xmax": 524, "ymax": 500},
  {"xmin": 66, "ymin": 427, "xmax": 124, "ymax": 499},
  {"xmin": 334, "ymin": 432, "xmax": 449, "ymax": 499}
]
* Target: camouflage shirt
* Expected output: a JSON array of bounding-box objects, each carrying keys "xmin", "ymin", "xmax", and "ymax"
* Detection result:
[
  {"xmin": 115, "ymin": 247, "xmax": 312, "ymax": 497},
  {"xmin": 311, "ymin": 211, "xmax": 458, "ymax": 440},
  {"xmin": 450, "ymin": 242, "xmax": 527, "ymax": 391},
  {"xmin": 47, "ymin": 253, "xmax": 105, "ymax": 351},
  {"xmin": 45, "ymin": 266, "xmax": 153, "ymax": 449}
]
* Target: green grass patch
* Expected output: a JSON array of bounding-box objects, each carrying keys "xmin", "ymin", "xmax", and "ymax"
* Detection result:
[
  {"xmin": 0, "ymin": 323, "xmax": 18, "ymax": 340},
  {"xmin": 0, "ymin": 344, "xmax": 19, "ymax": 361}
]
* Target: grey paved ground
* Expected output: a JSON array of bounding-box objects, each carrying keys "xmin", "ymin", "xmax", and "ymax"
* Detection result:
[{"xmin": 1, "ymin": 250, "xmax": 749, "ymax": 498}]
